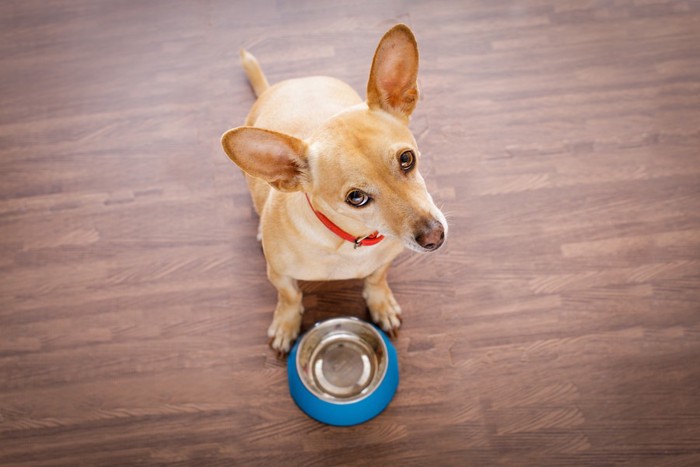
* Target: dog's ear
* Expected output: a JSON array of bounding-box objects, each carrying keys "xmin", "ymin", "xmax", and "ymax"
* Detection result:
[
  {"xmin": 367, "ymin": 24, "xmax": 419, "ymax": 120},
  {"xmin": 221, "ymin": 127, "xmax": 309, "ymax": 192}
]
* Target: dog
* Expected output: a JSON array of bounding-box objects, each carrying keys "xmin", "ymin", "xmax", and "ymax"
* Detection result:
[{"xmin": 221, "ymin": 24, "xmax": 447, "ymax": 354}]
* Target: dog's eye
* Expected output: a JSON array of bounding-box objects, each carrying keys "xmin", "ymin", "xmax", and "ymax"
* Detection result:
[
  {"xmin": 399, "ymin": 150, "xmax": 416, "ymax": 172},
  {"xmin": 346, "ymin": 190, "xmax": 371, "ymax": 207}
]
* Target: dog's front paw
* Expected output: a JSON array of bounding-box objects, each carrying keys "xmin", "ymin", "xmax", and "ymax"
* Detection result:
[
  {"xmin": 267, "ymin": 310, "xmax": 302, "ymax": 355},
  {"xmin": 363, "ymin": 288, "xmax": 403, "ymax": 337}
]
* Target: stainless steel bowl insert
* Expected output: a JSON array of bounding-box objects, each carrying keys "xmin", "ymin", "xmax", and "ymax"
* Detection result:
[{"xmin": 295, "ymin": 318, "xmax": 388, "ymax": 403}]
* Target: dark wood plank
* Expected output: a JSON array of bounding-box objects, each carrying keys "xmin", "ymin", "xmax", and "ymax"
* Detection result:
[{"xmin": 1, "ymin": 0, "xmax": 699, "ymax": 465}]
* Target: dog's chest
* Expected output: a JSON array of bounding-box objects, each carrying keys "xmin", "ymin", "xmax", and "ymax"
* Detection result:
[{"xmin": 274, "ymin": 239, "xmax": 403, "ymax": 281}]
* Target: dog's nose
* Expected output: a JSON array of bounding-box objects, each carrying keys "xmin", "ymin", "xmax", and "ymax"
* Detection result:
[{"xmin": 415, "ymin": 220, "xmax": 445, "ymax": 251}]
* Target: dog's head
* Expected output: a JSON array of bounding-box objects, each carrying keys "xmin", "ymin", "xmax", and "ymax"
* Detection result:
[{"xmin": 222, "ymin": 25, "xmax": 447, "ymax": 252}]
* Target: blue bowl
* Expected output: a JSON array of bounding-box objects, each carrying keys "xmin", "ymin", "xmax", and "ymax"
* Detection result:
[{"xmin": 288, "ymin": 317, "xmax": 399, "ymax": 426}]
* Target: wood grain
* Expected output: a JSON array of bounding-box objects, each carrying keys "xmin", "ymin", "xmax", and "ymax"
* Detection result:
[{"xmin": 1, "ymin": 0, "xmax": 699, "ymax": 465}]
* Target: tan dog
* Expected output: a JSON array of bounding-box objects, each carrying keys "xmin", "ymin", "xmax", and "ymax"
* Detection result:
[{"xmin": 221, "ymin": 24, "xmax": 447, "ymax": 354}]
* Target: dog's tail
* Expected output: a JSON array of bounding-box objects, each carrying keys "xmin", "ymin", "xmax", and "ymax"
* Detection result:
[{"xmin": 240, "ymin": 49, "xmax": 269, "ymax": 97}]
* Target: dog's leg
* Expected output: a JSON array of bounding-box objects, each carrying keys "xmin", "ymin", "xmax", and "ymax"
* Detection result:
[
  {"xmin": 363, "ymin": 262, "xmax": 402, "ymax": 336},
  {"xmin": 266, "ymin": 267, "xmax": 304, "ymax": 354}
]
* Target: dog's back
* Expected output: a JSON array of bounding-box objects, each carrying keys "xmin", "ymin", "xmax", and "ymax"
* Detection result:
[
  {"xmin": 241, "ymin": 67, "xmax": 362, "ymax": 137},
  {"xmin": 239, "ymin": 51, "xmax": 364, "ymax": 214}
]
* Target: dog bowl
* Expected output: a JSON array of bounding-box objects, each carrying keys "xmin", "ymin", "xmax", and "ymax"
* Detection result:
[{"xmin": 288, "ymin": 317, "xmax": 399, "ymax": 426}]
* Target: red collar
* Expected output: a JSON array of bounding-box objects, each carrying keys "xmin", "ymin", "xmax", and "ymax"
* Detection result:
[{"xmin": 304, "ymin": 193, "xmax": 384, "ymax": 249}]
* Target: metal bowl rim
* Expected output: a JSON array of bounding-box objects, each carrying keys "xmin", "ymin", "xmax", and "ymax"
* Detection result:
[{"xmin": 294, "ymin": 317, "xmax": 389, "ymax": 405}]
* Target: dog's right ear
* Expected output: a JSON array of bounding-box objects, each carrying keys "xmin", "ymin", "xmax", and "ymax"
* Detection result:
[{"xmin": 221, "ymin": 127, "xmax": 309, "ymax": 192}]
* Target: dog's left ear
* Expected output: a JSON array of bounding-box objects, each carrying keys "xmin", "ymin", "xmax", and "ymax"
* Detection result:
[
  {"xmin": 367, "ymin": 24, "xmax": 419, "ymax": 121},
  {"xmin": 221, "ymin": 127, "xmax": 309, "ymax": 192}
]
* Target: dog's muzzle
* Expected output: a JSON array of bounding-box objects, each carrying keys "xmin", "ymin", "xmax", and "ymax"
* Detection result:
[{"xmin": 414, "ymin": 219, "xmax": 445, "ymax": 251}]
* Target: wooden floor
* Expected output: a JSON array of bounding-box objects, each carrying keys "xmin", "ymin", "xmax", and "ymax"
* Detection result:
[{"xmin": 1, "ymin": 0, "xmax": 699, "ymax": 465}]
